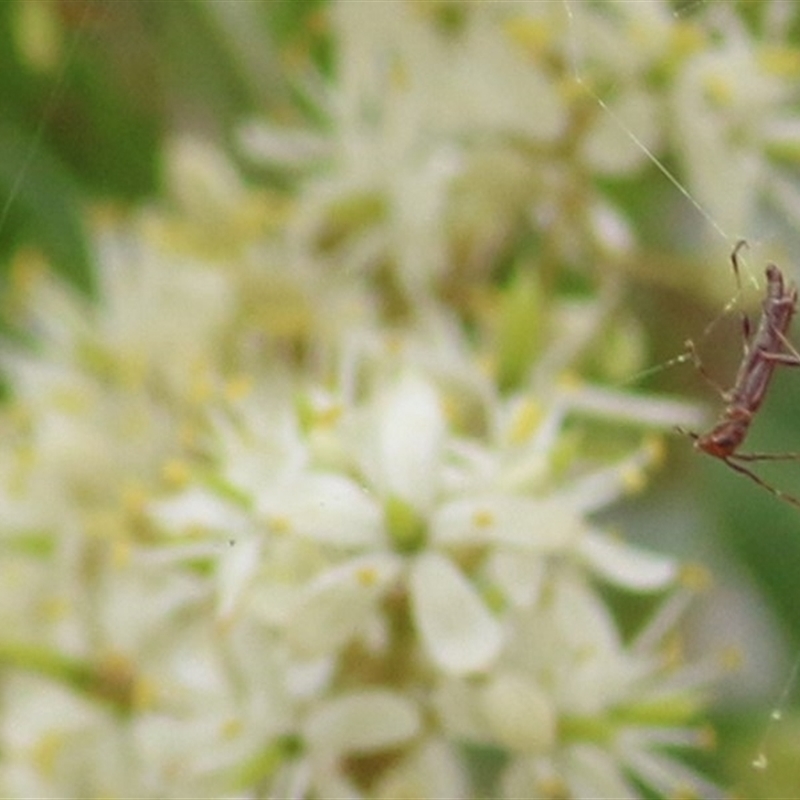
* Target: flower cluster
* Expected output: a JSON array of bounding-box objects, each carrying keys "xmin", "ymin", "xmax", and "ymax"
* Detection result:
[{"xmin": 4, "ymin": 1, "xmax": 796, "ymax": 797}]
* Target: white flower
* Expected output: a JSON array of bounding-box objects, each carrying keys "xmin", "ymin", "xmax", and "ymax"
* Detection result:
[
  {"xmin": 410, "ymin": 550, "xmax": 503, "ymax": 675},
  {"xmin": 1, "ymin": 1, "xmax": 761, "ymax": 796},
  {"xmin": 672, "ymin": 28, "xmax": 794, "ymax": 240}
]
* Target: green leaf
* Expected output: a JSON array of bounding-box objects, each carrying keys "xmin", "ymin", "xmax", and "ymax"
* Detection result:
[{"xmin": 0, "ymin": 121, "xmax": 94, "ymax": 294}]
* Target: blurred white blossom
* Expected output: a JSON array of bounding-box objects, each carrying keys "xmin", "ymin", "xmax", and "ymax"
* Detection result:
[{"xmin": 4, "ymin": 1, "xmax": 792, "ymax": 797}]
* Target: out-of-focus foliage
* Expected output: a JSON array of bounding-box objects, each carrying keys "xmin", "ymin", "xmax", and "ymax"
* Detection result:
[{"xmin": 0, "ymin": 0, "xmax": 327, "ymax": 291}]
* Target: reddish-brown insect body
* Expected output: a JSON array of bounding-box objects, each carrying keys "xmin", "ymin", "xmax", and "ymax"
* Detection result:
[
  {"xmin": 694, "ymin": 263, "xmax": 798, "ymax": 458},
  {"xmin": 684, "ymin": 243, "xmax": 800, "ymax": 509}
]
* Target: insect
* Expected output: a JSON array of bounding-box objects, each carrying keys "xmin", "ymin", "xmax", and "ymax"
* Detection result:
[{"xmin": 681, "ymin": 240, "xmax": 800, "ymax": 508}]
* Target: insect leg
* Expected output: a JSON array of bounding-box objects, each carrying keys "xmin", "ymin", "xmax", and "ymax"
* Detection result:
[
  {"xmin": 683, "ymin": 338, "xmax": 729, "ymax": 398},
  {"xmin": 730, "ymin": 239, "xmax": 756, "ymax": 351},
  {"xmin": 730, "ymin": 451, "xmax": 800, "ymax": 462},
  {"xmin": 766, "ymin": 328, "xmax": 800, "ymax": 365},
  {"xmin": 730, "ymin": 239, "xmax": 748, "ymax": 293},
  {"xmin": 723, "ymin": 456, "xmax": 800, "ymax": 510},
  {"xmin": 759, "ymin": 351, "xmax": 800, "ymax": 366}
]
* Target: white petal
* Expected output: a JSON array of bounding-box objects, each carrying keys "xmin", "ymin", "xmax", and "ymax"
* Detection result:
[
  {"xmin": 564, "ymin": 743, "xmax": 638, "ymax": 799},
  {"xmin": 286, "ymin": 555, "xmax": 401, "ymax": 657},
  {"xmin": 374, "ymin": 739, "xmax": 467, "ymax": 800},
  {"xmin": 410, "ymin": 552, "xmax": 502, "ymax": 675},
  {"xmin": 216, "ymin": 535, "xmax": 261, "ymax": 621},
  {"xmin": 365, "ymin": 373, "xmax": 445, "ymax": 512},
  {"xmin": 479, "ymin": 672, "xmax": 556, "ymax": 753},
  {"xmin": 432, "ymin": 496, "xmax": 582, "ymax": 550},
  {"xmin": 579, "ymin": 531, "xmax": 677, "ymax": 591},
  {"xmin": 149, "ymin": 487, "xmax": 249, "ymax": 537},
  {"xmin": 237, "ymin": 121, "xmax": 330, "ymax": 168},
  {"xmin": 263, "ymin": 472, "xmax": 384, "ymax": 548},
  {"xmin": 485, "ymin": 550, "xmax": 544, "ymax": 609},
  {"xmin": 304, "ymin": 689, "xmax": 420, "ymax": 755}
]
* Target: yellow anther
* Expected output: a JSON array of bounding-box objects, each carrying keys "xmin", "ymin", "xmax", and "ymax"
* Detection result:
[
  {"xmin": 718, "ymin": 645, "xmax": 743, "ymax": 674},
  {"xmin": 643, "ymin": 434, "xmax": 666, "ymax": 468},
  {"xmin": 224, "ymin": 374, "xmax": 254, "ymax": 402},
  {"xmin": 161, "ymin": 458, "xmax": 190, "ymax": 488},
  {"xmin": 122, "ymin": 482, "xmax": 148, "ymax": 515},
  {"xmin": 267, "ymin": 515, "xmax": 292, "ymax": 535},
  {"xmin": 703, "ymin": 72, "xmax": 735, "ymax": 108},
  {"xmin": 356, "ymin": 566, "xmax": 379, "ymax": 587},
  {"xmin": 503, "ymin": 17, "xmax": 553, "ymax": 59},
  {"xmin": 679, "ymin": 562, "xmax": 713, "ymax": 592},
  {"xmin": 313, "ymin": 404, "xmax": 342, "ymax": 429},
  {"xmin": 472, "ymin": 508, "xmax": 495, "ymax": 529},
  {"xmin": 112, "ymin": 538, "xmax": 132, "ymax": 569},
  {"xmin": 508, "ymin": 398, "xmax": 544, "ymax": 444},
  {"xmin": 669, "ymin": 21, "xmax": 706, "ymax": 60},
  {"xmin": 759, "ymin": 45, "xmax": 800, "ymax": 78},
  {"xmin": 621, "ymin": 464, "xmax": 648, "ymax": 495}
]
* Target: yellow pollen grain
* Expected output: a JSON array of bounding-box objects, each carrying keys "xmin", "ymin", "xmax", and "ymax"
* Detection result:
[
  {"xmin": 441, "ymin": 393, "xmax": 460, "ymax": 427},
  {"xmin": 179, "ymin": 422, "xmax": 200, "ymax": 450},
  {"xmin": 508, "ymin": 398, "xmax": 543, "ymax": 444},
  {"xmin": 759, "ymin": 45, "xmax": 800, "ymax": 78},
  {"xmin": 703, "ymin": 72, "xmax": 734, "ymax": 107},
  {"xmin": 313, "ymin": 404, "xmax": 342, "ymax": 429},
  {"xmin": 472, "ymin": 508, "xmax": 495, "ymax": 529},
  {"xmin": 42, "ymin": 596, "xmax": 70, "ymax": 623},
  {"xmin": 621, "ymin": 464, "xmax": 647, "ymax": 494},
  {"xmin": 186, "ymin": 522, "xmax": 209, "ymax": 540},
  {"xmin": 117, "ymin": 354, "xmax": 148, "ymax": 390},
  {"xmin": 662, "ymin": 632, "xmax": 685, "ymax": 670},
  {"xmin": 679, "ymin": 562, "xmax": 712, "ymax": 592},
  {"xmin": 383, "ymin": 332, "xmax": 405, "ymax": 357},
  {"xmin": 14, "ymin": 0, "xmax": 61, "ymax": 73},
  {"xmin": 356, "ymin": 566, "xmax": 379, "ymax": 587},
  {"xmin": 8, "ymin": 402, "xmax": 32, "ymax": 428},
  {"xmin": 9, "ymin": 249, "xmax": 47, "ymax": 295},
  {"xmin": 14, "ymin": 441, "xmax": 36, "ymax": 475},
  {"xmin": 625, "ymin": 20, "xmax": 660, "ymax": 52},
  {"xmin": 133, "ymin": 676, "xmax": 158, "ymax": 712},
  {"xmin": 390, "ymin": 57, "xmax": 409, "ymax": 92},
  {"xmin": 669, "ymin": 21, "xmax": 706, "ymax": 60},
  {"xmin": 268, "ymin": 515, "xmax": 292, "ymax": 535},
  {"xmin": 222, "ymin": 717, "xmax": 243, "ymax": 740},
  {"xmin": 558, "ymin": 73, "xmax": 591, "ymax": 105},
  {"xmin": 476, "ymin": 353, "xmax": 494, "ymax": 380},
  {"xmin": 32, "ymin": 731, "xmax": 64, "ymax": 778},
  {"xmin": 122, "ymin": 482, "xmax": 148, "ymax": 516},
  {"xmin": 671, "ymin": 784, "xmax": 700, "ymax": 800},
  {"xmin": 215, "ymin": 613, "xmax": 235, "ymax": 636},
  {"xmin": 84, "ymin": 510, "xmax": 116, "ymax": 539},
  {"xmin": 161, "ymin": 458, "xmax": 190, "ymax": 488},
  {"xmin": 644, "ymin": 434, "xmax": 666, "ymax": 467},
  {"xmin": 190, "ymin": 369, "xmax": 214, "ymax": 404},
  {"xmin": 503, "ymin": 17, "xmax": 552, "ymax": 59},
  {"xmin": 53, "ymin": 386, "xmax": 90, "ymax": 415},
  {"xmin": 112, "ymin": 538, "xmax": 132, "ymax": 569},
  {"xmin": 224, "ymin": 374, "xmax": 254, "ymax": 403},
  {"xmin": 718, "ymin": 645, "xmax": 743, "ymax": 674},
  {"xmin": 534, "ymin": 775, "xmax": 569, "ymax": 799},
  {"xmin": 556, "ymin": 371, "xmax": 583, "ymax": 392}
]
